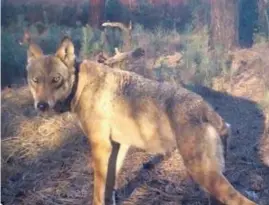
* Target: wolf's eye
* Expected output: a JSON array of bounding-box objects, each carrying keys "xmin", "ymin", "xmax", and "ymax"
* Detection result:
[
  {"xmin": 32, "ymin": 77, "xmax": 39, "ymax": 83},
  {"xmin": 52, "ymin": 76, "xmax": 61, "ymax": 83}
]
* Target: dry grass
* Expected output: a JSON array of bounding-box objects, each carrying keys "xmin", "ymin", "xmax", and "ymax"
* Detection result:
[
  {"xmin": 2, "ymin": 85, "xmax": 269, "ymax": 204},
  {"xmin": 1, "ymin": 86, "xmax": 88, "ymax": 204},
  {"xmin": 1, "ymin": 86, "xmax": 191, "ymax": 205}
]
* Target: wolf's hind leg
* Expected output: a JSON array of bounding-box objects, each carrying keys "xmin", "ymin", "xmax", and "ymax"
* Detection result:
[
  {"xmin": 177, "ymin": 123, "xmax": 256, "ymax": 205},
  {"xmin": 113, "ymin": 143, "xmax": 130, "ymax": 203}
]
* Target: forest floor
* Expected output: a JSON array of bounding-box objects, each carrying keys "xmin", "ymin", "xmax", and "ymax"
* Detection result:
[{"xmin": 1, "ymin": 41, "xmax": 269, "ymax": 205}]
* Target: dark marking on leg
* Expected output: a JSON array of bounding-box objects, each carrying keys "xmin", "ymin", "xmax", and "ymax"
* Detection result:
[{"xmin": 105, "ymin": 140, "xmax": 120, "ymax": 205}]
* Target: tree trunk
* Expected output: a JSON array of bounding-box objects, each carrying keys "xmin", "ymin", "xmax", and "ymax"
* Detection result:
[
  {"xmin": 258, "ymin": 0, "xmax": 269, "ymax": 37},
  {"xmin": 89, "ymin": 0, "xmax": 105, "ymax": 28},
  {"xmin": 209, "ymin": 0, "xmax": 239, "ymax": 51},
  {"xmin": 238, "ymin": 0, "xmax": 259, "ymax": 47}
]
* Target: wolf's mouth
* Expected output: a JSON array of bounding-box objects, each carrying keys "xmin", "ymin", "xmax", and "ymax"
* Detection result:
[
  {"xmin": 36, "ymin": 109, "xmax": 56, "ymax": 118},
  {"xmin": 53, "ymin": 101, "xmax": 70, "ymax": 113}
]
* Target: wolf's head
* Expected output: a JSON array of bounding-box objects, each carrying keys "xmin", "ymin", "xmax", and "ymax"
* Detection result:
[{"xmin": 26, "ymin": 37, "xmax": 76, "ymax": 113}]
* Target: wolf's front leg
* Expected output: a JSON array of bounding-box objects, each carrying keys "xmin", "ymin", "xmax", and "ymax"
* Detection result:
[
  {"xmin": 90, "ymin": 137, "xmax": 114, "ymax": 205},
  {"xmin": 90, "ymin": 132, "xmax": 129, "ymax": 205}
]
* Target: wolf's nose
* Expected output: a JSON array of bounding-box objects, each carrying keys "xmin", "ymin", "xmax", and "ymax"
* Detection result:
[{"xmin": 37, "ymin": 102, "xmax": 49, "ymax": 112}]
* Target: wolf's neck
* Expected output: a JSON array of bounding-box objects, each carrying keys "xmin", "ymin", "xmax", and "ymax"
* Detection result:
[{"xmin": 64, "ymin": 61, "xmax": 80, "ymax": 112}]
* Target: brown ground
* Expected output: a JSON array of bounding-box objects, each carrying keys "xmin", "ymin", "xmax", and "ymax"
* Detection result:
[{"xmin": 1, "ymin": 44, "xmax": 269, "ymax": 205}]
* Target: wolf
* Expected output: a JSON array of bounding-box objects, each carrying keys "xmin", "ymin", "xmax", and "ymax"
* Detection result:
[{"xmin": 25, "ymin": 36, "xmax": 257, "ymax": 205}]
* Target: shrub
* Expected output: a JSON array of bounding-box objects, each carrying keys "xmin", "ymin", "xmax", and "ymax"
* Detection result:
[{"xmin": 1, "ymin": 28, "xmax": 27, "ymax": 87}]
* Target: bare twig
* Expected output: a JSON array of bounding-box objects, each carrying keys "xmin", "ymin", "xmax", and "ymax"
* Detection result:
[
  {"xmin": 102, "ymin": 21, "xmax": 132, "ymax": 52},
  {"xmin": 19, "ymin": 30, "xmax": 44, "ymax": 62},
  {"xmin": 142, "ymin": 184, "xmax": 183, "ymax": 200},
  {"xmin": 97, "ymin": 47, "xmax": 145, "ymax": 68}
]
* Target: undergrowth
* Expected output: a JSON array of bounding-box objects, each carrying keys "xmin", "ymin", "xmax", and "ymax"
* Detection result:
[{"xmin": 2, "ymin": 15, "xmax": 268, "ymax": 88}]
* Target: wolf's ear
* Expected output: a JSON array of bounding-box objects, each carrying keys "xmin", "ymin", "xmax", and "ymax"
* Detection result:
[
  {"xmin": 55, "ymin": 36, "xmax": 75, "ymax": 68},
  {"xmin": 27, "ymin": 43, "xmax": 44, "ymax": 63}
]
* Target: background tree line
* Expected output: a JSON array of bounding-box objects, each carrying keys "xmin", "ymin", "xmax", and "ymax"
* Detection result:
[{"xmin": 2, "ymin": 0, "xmax": 269, "ymax": 49}]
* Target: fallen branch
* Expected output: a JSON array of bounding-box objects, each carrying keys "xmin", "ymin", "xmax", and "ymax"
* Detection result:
[
  {"xmin": 102, "ymin": 21, "xmax": 132, "ymax": 34},
  {"xmin": 97, "ymin": 47, "xmax": 145, "ymax": 68},
  {"xmin": 102, "ymin": 21, "xmax": 132, "ymax": 51}
]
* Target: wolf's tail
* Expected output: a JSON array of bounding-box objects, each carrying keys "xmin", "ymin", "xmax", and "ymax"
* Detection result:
[{"xmin": 204, "ymin": 105, "xmax": 232, "ymax": 158}]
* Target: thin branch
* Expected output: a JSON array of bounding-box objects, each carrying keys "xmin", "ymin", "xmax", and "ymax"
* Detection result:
[
  {"xmin": 97, "ymin": 47, "xmax": 145, "ymax": 67},
  {"xmin": 102, "ymin": 21, "xmax": 132, "ymax": 51}
]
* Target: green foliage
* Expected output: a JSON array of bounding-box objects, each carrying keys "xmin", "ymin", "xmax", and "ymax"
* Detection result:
[
  {"xmin": 1, "ymin": 0, "xmax": 268, "ymax": 88},
  {"xmin": 1, "ymin": 28, "xmax": 27, "ymax": 86},
  {"xmin": 79, "ymin": 25, "xmax": 104, "ymax": 59},
  {"xmin": 1, "ymin": 1, "xmax": 89, "ymax": 28},
  {"xmin": 148, "ymin": 26, "xmax": 230, "ymax": 87},
  {"xmin": 105, "ymin": 0, "xmax": 131, "ymax": 24},
  {"xmin": 79, "ymin": 23, "xmax": 126, "ymax": 59},
  {"xmin": 1, "ymin": 21, "xmax": 82, "ymax": 87},
  {"xmin": 180, "ymin": 27, "xmax": 227, "ymax": 86},
  {"xmin": 253, "ymin": 32, "xmax": 269, "ymax": 44},
  {"xmin": 0, "ymin": 14, "xmax": 228, "ymax": 89},
  {"xmin": 103, "ymin": 27, "xmax": 123, "ymax": 54}
]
